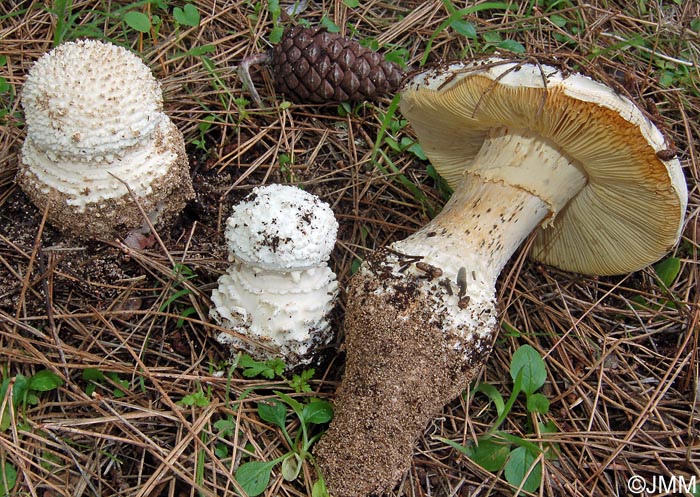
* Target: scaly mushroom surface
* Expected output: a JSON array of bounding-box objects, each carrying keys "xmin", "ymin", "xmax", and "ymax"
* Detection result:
[
  {"xmin": 210, "ymin": 184, "xmax": 339, "ymax": 368},
  {"xmin": 315, "ymin": 59, "xmax": 687, "ymax": 497},
  {"xmin": 17, "ymin": 39, "xmax": 193, "ymax": 238}
]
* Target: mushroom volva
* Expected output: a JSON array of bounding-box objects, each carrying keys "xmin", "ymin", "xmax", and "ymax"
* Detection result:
[{"xmin": 315, "ymin": 59, "xmax": 688, "ymax": 497}]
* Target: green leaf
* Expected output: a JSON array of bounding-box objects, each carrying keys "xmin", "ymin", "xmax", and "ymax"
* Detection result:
[
  {"xmin": 258, "ymin": 400, "xmax": 287, "ymax": 429},
  {"xmin": 526, "ymin": 393, "xmax": 550, "ymax": 414},
  {"xmin": 269, "ymin": 25, "xmax": 285, "ymax": 44},
  {"xmin": 173, "ymin": 4, "xmax": 200, "ymax": 26},
  {"xmin": 504, "ymin": 447, "xmax": 542, "ymax": 494},
  {"xmin": 273, "ymin": 391, "xmax": 305, "ymax": 419},
  {"xmin": 179, "ymin": 391, "xmax": 210, "ymax": 407},
  {"xmin": 496, "ymin": 39, "xmax": 526, "ymax": 53},
  {"xmin": 385, "ymin": 48, "xmax": 409, "ymax": 68},
  {"xmin": 268, "ymin": 0, "xmax": 281, "ymax": 19},
  {"xmin": 436, "ymin": 436, "xmax": 473, "ymax": 458},
  {"xmin": 343, "ymin": 0, "xmax": 360, "ymax": 7},
  {"xmin": 214, "ymin": 417, "xmax": 237, "ymax": 437},
  {"xmin": 214, "ymin": 442, "xmax": 228, "ymax": 458},
  {"xmin": 106, "ymin": 373, "xmax": 130, "ymax": 398},
  {"xmin": 289, "ymin": 368, "xmax": 315, "ymax": 393},
  {"xmin": 473, "ymin": 382, "xmax": 506, "ymax": 418},
  {"xmin": 301, "ymin": 400, "xmax": 334, "ymax": 425},
  {"xmin": 158, "ymin": 287, "xmax": 192, "ymax": 311},
  {"xmin": 239, "ymin": 355, "xmax": 286, "ymax": 379},
  {"xmin": 235, "ymin": 460, "xmax": 276, "ymax": 497},
  {"xmin": 654, "ymin": 257, "xmax": 681, "ymax": 287},
  {"xmin": 407, "ymin": 142, "xmax": 427, "ymax": 160},
  {"xmin": 449, "ymin": 19, "xmax": 477, "ymax": 38},
  {"xmin": 123, "ymin": 11, "xmax": 152, "ymax": 33},
  {"xmin": 481, "ymin": 31, "xmax": 501, "ymax": 43},
  {"xmin": 0, "ymin": 377, "xmax": 11, "ymax": 430},
  {"xmin": 182, "ymin": 44, "xmax": 216, "ymax": 57},
  {"xmin": 550, "ymin": 14, "xmax": 568, "ymax": 27},
  {"xmin": 510, "ymin": 345, "xmax": 547, "ymax": 395},
  {"xmin": 11, "ymin": 374, "xmax": 29, "ymax": 409},
  {"xmin": 82, "ymin": 368, "xmax": 105, "ymax": 382},
  {"xmin": 0, "ymin": 461, "xmax": 17, "ymax": 495},
  {"xmin": 501, "ymin": 322, "xmax": 521, "ymax": 337},
  {"xmin": 471, "ymin": 438, "xmax": 511, "ymax": 471},
  {"xmin": 29, "ymin": 370, "xmax": 63, "ymax": 392},
  {"xmin": 312, "ymin": 476, "xmax": 330, "ymax": 497},
  {"xmin": 280, "ymin": 453, "xmax": 302, "ymax": 481},
  {"xmin": 320, "ymin": 15, "xmax": 340, "ymax": 33}
]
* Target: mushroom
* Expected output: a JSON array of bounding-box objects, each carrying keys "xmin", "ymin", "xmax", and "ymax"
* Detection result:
[
  {"xmin": 16, "ymin": 39, "xmax": 194, "ymax": 238},
  {"xmin": 315, "ymin": 59, "xmax": 688, "ymax": 497},
  {"xmin": 210, "ymin": 184, "xmax": 339, "ymax": 368}
]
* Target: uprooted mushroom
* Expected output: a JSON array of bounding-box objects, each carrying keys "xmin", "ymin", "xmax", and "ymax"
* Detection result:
[
  {"xmin": 314, "ymin": 59, "xmax": 688, "ymax": 497},
  {"xmin": 16, "ymin": 39, "xmax": 194, "ymax": 238}
]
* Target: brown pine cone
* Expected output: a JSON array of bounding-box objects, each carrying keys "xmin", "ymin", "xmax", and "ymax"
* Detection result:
[
  {"xmin": 271, "ymin": 26, "xmax": 404, "ymax": 103},
  {"xmin": 239, "ymin": 26, "xmax": 405, "ymax": 106}
]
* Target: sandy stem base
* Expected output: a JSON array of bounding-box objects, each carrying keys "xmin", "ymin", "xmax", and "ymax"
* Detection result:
[{"xmin": 315, "ymin": 250, "xmax": 494, "ymax": 497}]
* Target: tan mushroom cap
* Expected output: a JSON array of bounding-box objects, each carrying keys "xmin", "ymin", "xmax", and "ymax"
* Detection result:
[{"xmin": 400, "ymin": 60, "xmax": 687, "ymax": 276}]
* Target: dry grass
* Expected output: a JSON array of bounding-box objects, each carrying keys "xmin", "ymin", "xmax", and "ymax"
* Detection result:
[{"xmin": 0, "ymin": 1, "xmax": 698, "ymax": 496}]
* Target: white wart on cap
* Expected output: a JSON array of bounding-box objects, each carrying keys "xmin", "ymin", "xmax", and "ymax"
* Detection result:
[
  {"xmin": 210, "ymin": 184, "xmax": 339, "ymax": 368},
  {"xmin": 17, "ymin": 39, "xmax": 194, "ymax": 238}
]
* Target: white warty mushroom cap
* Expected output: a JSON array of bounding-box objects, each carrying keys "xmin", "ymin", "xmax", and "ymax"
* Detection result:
[
  {"xmin": 211, "ymin": 185, "xmax": 339, "ymax": 367},
  {"xmin": 224, "ymin": 183, "xmax": 338, "ymax": 271}
]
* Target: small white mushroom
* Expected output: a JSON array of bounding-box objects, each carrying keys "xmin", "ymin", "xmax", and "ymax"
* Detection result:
[
  {"xmin": 316, "ymin": 59, "xmax": 688, "ymax": 497},
  {"xmin": 210, "ymin": 184, "xmax": 339, "ymax": 368},
  {"xmin": 16, "ymin": 39, "xmax": 194, "ymax": 238}
]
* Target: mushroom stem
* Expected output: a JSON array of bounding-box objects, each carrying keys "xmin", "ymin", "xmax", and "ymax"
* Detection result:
[
  {"xmin": 396, "ymin": 125, "xmax": 587, "ymax": 277},
  {"xmin": 315, "ymin": 127, "xmax": 587, "ymax": 497}
]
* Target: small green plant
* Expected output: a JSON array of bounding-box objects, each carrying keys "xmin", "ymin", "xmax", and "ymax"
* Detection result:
[
  {"xmin": 239, "ymin": 354, "xmax": 286, "ymax": 380},
  {"xmin": 178, "ymin": 387, "xmax": 211, "ymax": 407},
  {"xmin": 420, "ymin": 1, "xmax": 519, "ymax": 65},
  {"xmin": 266, "ymin": 0, "xmax": 285, "ymax": 43},
  {"xmin": 173, "ymin": 3, "xmax": 200, "ymax": 27},
  {"xmin": 0, "ymin": 55, "xmax": 17, "ymax": 124},
  {"xmin": 81, "ymin": 368, "xmax": 131, "ymax": 398},
  {"xmin": 0, "ymin": 369, "xmax": 64, "ymax": 431},
  {"xmin": 0, "ymin": 461, "xmax": 17, "ymax": 497},
  {"xmin": 631, "ymin": 256, "xmax": 683, "ymax": 311},
  {"xmin": 159, "ymin": 263, "xmax": 198, "ymax": 328},
  {"xmin": 191, "ymin": 114, "xmax": 216, "ymax": 151},
  {"xmin": 371, "ymin": 95, "xmax": 439, "ymax": 217},
  {"xmin": 238, "ymin": 354, "xmax": 315, "ymax": 394},
  {"xmin": 235, "ymin": 392, "xmax": 333, "ymax": 497},
  {"xmin": 438, "ymin": 344, "xmax": 558, "ymax": 495},
  {"xmin": 230, "ymin": 355, "xmax": 329, "ymax": 494}
]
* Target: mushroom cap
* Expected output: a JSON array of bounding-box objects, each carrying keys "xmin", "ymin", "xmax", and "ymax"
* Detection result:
[
  {"xmin": 21, "ymin": 39, "xmax": 162, "ymax": 161},
  {"xmin": 225, "ymin": 184, "xmax": 338, "ymax": 271},
  {"xmin": 400, "ymin": 59, "xmax": 688, "ymax": 276}
]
